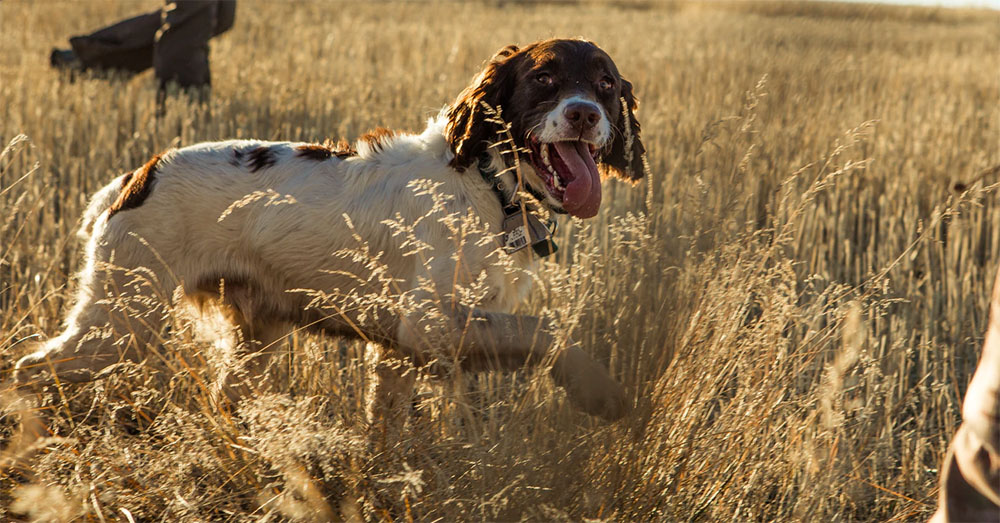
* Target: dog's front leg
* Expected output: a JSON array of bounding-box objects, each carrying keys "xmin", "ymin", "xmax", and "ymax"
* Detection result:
[
  {"xmin": 397, "ymin": 305, "xmax": 627, "ymax": 421},
  {"xmin": 364, "ymin": 342, "xmax": 417, "ymax": 448},
  {"xmin": 460, "ymin": 307, "xmax": 628, "ymax": 421}
]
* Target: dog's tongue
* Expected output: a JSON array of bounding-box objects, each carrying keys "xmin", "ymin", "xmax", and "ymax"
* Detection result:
[{"xmin": 553, "ymin": 141, "xmax": 602, "ymax": 218}]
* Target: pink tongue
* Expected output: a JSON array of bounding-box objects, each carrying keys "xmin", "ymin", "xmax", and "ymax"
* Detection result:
[{"xmin": 552, "ymin": 142, "xmax": 602, "ymax": 218}]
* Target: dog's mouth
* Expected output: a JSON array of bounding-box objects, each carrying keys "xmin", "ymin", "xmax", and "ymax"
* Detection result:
[{"xmin": 527, "ymin": 137, "xmax": 602, "ymax": 219}]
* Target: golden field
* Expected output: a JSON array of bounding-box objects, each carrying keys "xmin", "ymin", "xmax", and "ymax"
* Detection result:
[{"xmin": 1, "ymin": 0, "xmax": 999, "ymax": 520}]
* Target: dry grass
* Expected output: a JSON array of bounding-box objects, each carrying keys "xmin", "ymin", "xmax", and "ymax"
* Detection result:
[{"xmin": 2, "ymin": 0, "xmax": 999, "ymax": 520}]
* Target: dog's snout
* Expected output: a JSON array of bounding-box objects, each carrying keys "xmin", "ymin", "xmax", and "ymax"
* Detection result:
[{"xmin": 563, "ymin": 102, "xmax": 601, "ymax": 131}]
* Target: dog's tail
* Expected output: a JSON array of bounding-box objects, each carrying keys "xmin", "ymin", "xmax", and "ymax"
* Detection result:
[{"xmin": 77, "ymin": 173, "xmax": 128, "ymax": 241}]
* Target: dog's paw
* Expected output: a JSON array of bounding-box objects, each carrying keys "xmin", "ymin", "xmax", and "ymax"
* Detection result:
[
  {"xmin": 13, "ymin": 350, "xmax": 93, "ymax": 387},
  {"xmin": 12, "ymin": 351, "xmax": 48, "ymax": 385},
  {"xmin": 551, "ymin": 346, "xmax": 628, "ymax": 421}
]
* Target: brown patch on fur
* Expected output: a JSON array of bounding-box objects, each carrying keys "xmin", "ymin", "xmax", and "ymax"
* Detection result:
[
  {"xmin": 190, "ymin": 273, "xmax": 299, "ymax": 335},
  {"xmin": 295, "ymin": 139, "xmax": 356, "ymax": 161},
  {"xmin": 192, "ymin": 273, "xmax": 257, "ymax": 326},
  {"xmin": 444, "ymin": 45, "xmax": 524, "ymax": 171},
  {"xmin": 358, "ymin": 127, "xmax": 398, "ymax": 154},
  {"xmin": 326, "ymin": 138, "xmax": 356, "ymax": 157},
  {"xmin": 598, "ymin": 82, "xmax": 648, "ymax": 182},
  {"xmin": 189, "ymin": 273, "xmax": 362, "ymax": 340},
  {"xmin": 108, "ymin": 153, "xmax": 162, "ymax": 219},
  {"xmin": 246, "ymin": 146, "xmax": 276, "ymax": 172},
  {"xmin": 230, "ymin": 147, "xmax": 244, "ymax": 167},
  {"xmin": 296, "ymin": 144, "xmax": 334, "ymax": 161}
]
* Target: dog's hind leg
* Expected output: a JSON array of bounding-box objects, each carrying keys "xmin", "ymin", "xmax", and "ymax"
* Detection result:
[
  {"xmin": 186, "ymin": 276, "xmax": 291, "ymax": 405},
  {"xmin": 14, "ymin": 234, "xmax": 172, "ymax": 386},
  {"xmin": 209, "ymin": 319, "xmax": 289, "ymax": 405},
  {"xmin": 365, "ymin": 342, "xmax": 417, "ymax": 449}
]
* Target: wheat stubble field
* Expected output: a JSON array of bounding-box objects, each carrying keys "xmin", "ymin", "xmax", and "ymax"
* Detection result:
[{"xmin": 1, "ymin": 0, "xmax": 999, "ymax": 521}]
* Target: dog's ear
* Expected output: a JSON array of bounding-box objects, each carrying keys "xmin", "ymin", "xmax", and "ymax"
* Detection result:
[
  {"xmin": 599, "ymin": 78, "xmax": 648, "ymax": 182},
  {"xmin": 446, "ymin": 45, "xmax": 522, "ymax": 171}
]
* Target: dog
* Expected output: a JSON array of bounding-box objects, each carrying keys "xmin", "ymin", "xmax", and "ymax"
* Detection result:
[{"xmin": 14, "ymin": 39, "xmax": 647, "ymax": 422}]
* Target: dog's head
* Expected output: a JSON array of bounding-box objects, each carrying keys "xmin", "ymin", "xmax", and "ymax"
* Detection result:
[{"xmin": 446, "ymin": 39, "xmax": 647, "ymax": 219}]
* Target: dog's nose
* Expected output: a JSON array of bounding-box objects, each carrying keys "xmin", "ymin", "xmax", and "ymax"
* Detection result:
[{"xmin": 563, "ymin": 102, "xmax": 601, "ymax": 131}]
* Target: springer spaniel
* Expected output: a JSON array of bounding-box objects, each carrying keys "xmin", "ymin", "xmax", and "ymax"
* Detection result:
[{"xmin": 14, "ymin": 39, "xmax": 647, "ymax": 422}]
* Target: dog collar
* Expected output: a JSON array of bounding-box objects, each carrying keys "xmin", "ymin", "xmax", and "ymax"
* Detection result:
[
  {"xmin": 477, "ymin": 152, "xmax": 558, "ymax": 258},
  {"xmin": 477, "ymin": 152, "xmax": 516, "ymax": 210}
]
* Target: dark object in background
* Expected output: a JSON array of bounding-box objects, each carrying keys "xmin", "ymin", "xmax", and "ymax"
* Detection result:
[{"xmin": 51, "ymin": 1, "xmax": 235, "ymax": 100}]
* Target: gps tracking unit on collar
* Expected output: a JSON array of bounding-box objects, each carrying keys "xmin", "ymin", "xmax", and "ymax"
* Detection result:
[{"xmin": 477, "ymin": 152, "xmax": 558, "ymax": 258}]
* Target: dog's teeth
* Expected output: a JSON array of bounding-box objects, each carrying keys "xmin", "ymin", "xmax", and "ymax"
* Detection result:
[{"xmin": 536, "ymin": 143, "xmax": 564, "ymax": 191}]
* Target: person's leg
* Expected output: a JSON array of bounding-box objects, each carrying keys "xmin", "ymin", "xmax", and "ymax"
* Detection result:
[
  {"xmin": 932, "ymin": 266, "xmax": 1000, "ymax": 522},
  {"xmin": 213, "ymin": 1, "xmax": 237, "ymax": 38},
  {"xmin": 154, "ymin": 1, "xmax": 218, "ymax": 92},
  {"xmin": 65, "ymin": 11, "xmax": 162, "ymax": 73}
]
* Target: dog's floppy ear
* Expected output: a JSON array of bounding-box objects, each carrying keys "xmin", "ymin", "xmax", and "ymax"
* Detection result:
[
  {"xmin": 446, "ymin": 45, "xmax": 522, "ymax": 171},
  {"xmin": 599, "ymin": 78, "xmax": 648, "ymax": 182}
]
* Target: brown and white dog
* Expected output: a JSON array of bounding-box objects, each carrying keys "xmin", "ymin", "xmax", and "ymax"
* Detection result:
[{"xmin": 14, "ymin": 39, "xmax": 646, "ymax": 422}]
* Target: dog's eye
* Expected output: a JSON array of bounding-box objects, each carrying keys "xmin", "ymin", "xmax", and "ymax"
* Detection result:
[
  {"xmin": 535, "ymin": 73, "xmax": 553, "ymax": 86},
  {"xmin": 599, "ymin": 76, "xmax": 615, "ymax": 90}
]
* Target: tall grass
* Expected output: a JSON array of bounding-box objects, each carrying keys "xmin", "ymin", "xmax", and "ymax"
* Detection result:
[{"xmin": 1, "ymin": 0, "xmax": 998, "ymax": 520}]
